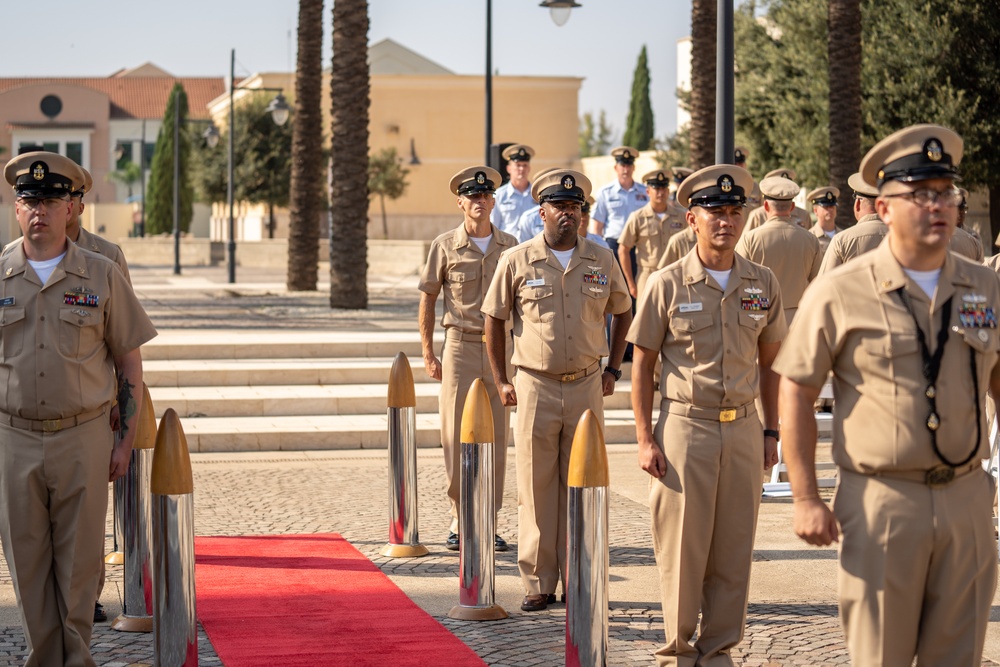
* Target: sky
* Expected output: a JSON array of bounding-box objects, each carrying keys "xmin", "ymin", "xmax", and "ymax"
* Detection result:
[{"xmin": 2, "ymin": 0, "xmax": 693, "ymax": 140}]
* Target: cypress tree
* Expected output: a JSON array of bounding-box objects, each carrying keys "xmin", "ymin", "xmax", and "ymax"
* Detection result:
[
  {"xmin": 623, "ymin": 46, "xmax": 655, "ymax": 151},
  {"xmin": 146, "ymin": 83, "xmax": 193, "ymax": 236}
]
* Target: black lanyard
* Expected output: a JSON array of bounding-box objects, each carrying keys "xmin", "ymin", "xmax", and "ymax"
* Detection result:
[{"xmin": 895, "ymin": 289, "xmax": 980, "ymax": 468}]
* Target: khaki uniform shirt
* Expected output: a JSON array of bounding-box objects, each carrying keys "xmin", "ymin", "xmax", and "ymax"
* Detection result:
[
  {"xmin": 735, "ymin": 216, "xmax": 822, "ymax": 316},
  {"xmin": 774, "ymin": 242, "xmax": 1000, "ymax": 473},
  {"xmin": 745, "ymin": 204, "xmax": 812, "ymax": 232},
  {"xmin": 985, "ymin": 254, "xmax": 1000, "ymax": 273},
  {"xmin": 818, "ymin": 213, "xmax": 887, "ymax": 274},
  {"xmin": 4, "ymin": 228, "xmax": 130, "ymax": 285},
  {"xmin": 951, "ymin": 226, "xmax": 985, "ymax": 263},
  {"xmin": 657, "ymin": 227, "xmax": 697, "ymax": 270},
  {"xmin": 482, "ymin": 234, "xmax": 630, "ymax": 374},
  {"xmin": 0, "ymin": 241, "xmax": 156, "ymax": 419},
  {"xmin": 418, "ymin": 223, "xmax": 518, "ymax": 333},
  {"xmin": 619, "ymin": 204, "xmax": 677, "ymax": 271},
  {"xmin": 809, "ymin": 223, "xmax": 842, "ymax": 256},
  {"xmin": 628, "ymin": 251, "xmax": 786, "ymax": 407}
]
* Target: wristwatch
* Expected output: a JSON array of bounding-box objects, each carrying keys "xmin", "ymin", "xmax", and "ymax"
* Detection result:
[
  {"xmin": 764, "ymin": 429, "xmax": 780, "ymax": 440},
  {"xmin": 604, "ymin": 366, "xmax": 622, "ymax": 381}
]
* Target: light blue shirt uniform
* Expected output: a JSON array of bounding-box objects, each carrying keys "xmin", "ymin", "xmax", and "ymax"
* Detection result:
[
  {"xmin": 490, "ymin": 181, "xmax": 535, "ymax": 236},
  {"xmin": 592, "ymin": 181, "xmax": 649, "ymax": 241},
  {"xmin": 515, "ymin": 206, "xmax": 543, "ymax": 244}
]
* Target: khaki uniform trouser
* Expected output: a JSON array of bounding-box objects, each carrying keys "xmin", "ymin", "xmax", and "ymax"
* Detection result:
[
  {"xmin": 440, "ymin": 332, "xmax": 510, "ymax": 534},
  {"xmin": 649, "ymin": 403, "xmax": 763, "ymax": 667},
  {"xmin": 514, "ymin": 367, "xmax": 603, "ymax": 596},
  {"xmin": 0, "ymin": 414, "xmax": 112, "ymax": 667},
  {"xmin": 835, "ymin": 468, "xmax": 997, "ymax": 667}
]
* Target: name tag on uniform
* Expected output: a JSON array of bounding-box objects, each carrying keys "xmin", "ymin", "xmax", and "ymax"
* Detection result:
[
  {"xmin": 0, "ymin": 297, "xmax": 13, "ymax": 307},
  {"xmin": 678, "ymin": 302, "xmax": 703, "ymax": 313},
  {"xmin": 526, "ymin": 278, "xmax": 545, "ymax": 287}
]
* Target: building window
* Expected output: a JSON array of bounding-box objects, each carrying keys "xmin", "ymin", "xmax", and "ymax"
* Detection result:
[
  {"xmin": 116, "ymin": 143, "xmax": 134, "ymax": 170},
  {"xmin": 66, "ymin": 143, "xmax": 84, "ymax": 166},
  {"xmin": 143, "ymin": 142, "xmax": 155, "ymax": 168}
]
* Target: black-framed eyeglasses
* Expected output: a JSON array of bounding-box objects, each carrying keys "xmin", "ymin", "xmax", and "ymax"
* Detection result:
[
  {"xmin": 882, "ymin": 187, "xmax": 963, "ymax": 208},
  {"xmin": 18, "ymin": 196, "xmax": 70, "ymax": 211}
]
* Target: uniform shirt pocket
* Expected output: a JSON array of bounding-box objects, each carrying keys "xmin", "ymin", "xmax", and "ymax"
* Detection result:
[
  {"xmin": 669, "ymin": 313, "xmax": 715, "ymax": 362},
  {"xmin": 520, "ymin": 284, "xmax": 555, "ymax": 323},
  {"xmin": 447, "ymin": 270, "xmax": 477, "ymax": 305},
  {"xmin": 860, "ymin": 333, "xmax": 919, "ymax": 392},
  {"xmin": 59, "ymin": 308, "xmax": 103, "ymax": 359},
  {"xmin": 581, "ymin": 283, "xmax": 607, "ymax": 321},
  {"xmin": 0, "ymin": 307, "xmax": 26, "ymax": 359}
]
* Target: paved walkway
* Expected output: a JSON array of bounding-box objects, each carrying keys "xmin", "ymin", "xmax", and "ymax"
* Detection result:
[{"xmin": 0, "ymin": 265, "xmax": 996, "ymax": 665}]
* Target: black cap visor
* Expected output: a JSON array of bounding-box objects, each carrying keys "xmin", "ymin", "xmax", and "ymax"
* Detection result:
[{"xmin": 689, "ymin": 186, "xmax": 746, "ymax": 209}]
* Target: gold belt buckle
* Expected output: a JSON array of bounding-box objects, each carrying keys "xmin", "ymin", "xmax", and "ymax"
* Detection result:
[
  {"xmin": 41, "ymin": 419, "xmax": 61, "ymax": 433},
  {"xmin": 561, "ymin": 372, "xmax": 578, "ymax": 382},
  {"xmin": 719, "ymin": 409, "xmax": 737, "ymax": 423},
  {"xmin": 925, "ymin": 467, "xmax": 955, "ymax": 486}
]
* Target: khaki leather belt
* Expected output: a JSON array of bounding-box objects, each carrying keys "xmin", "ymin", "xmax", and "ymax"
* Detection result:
[
  {"xmin": 865, "ymin": 460, "xmax": 982, "ymax": 487},
  {"xmin": 447, "ymin": 330, "xmax": 486, "ymax": 343},
  {"xmin": 519, "ymin": 361, "xmax": 601, "ymax": 383},
  {"xmin": 0, "ymin": 406, "xmax": 106, "ymax": 433},
  {"xmin": 664, "ymin": 400, "xmax": 756, "ymax": 423}
]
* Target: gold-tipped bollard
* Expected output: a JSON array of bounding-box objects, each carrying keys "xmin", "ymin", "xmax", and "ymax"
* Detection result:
[
  {"xmin": 150, "ymin": 409, "xmax": 198, "ymax": 666},
  {"xmin": 448, "ymin": 379, "xmax": 507, "ymax": 621},
  {"xmin": 112, "ymin": 383, "xmax": 157, "ymax": 633},
  {"xmin": 565, "ymin": 410, "xmax": 609, "ymax": 667},
  {"xmin": 381, "ymin": 352, "xmax": 428, "ymax": 558}
]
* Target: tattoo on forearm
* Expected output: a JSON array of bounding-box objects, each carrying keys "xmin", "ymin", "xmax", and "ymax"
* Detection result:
[{"xmin": 117, "ymin": 372, "xmax": 136, "ymax": 436}]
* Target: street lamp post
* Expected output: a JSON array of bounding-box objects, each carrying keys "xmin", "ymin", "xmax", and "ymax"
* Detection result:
[
  {"xmin": 225, "ymin": 48, "xmax": 290, "ymax": 284},
  {"xmin": 715, "ymin": 0, "xmax": 735, "ymax": 165}
]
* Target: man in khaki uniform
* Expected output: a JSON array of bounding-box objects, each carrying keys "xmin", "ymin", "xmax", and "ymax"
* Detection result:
[
  {"xmin": 736, "ymin": 176, "xmax": 822, "ymax": 322},
  {"xmin": 418, "ymin": 166, "xmax": 518, "ymax": 551},
  {"xmin": 0, "ymin": 151, "xmax": 156, "ymax": 666},
  {"xmin": 618, "ymin": 170, "xmax": 678, "ymax": 298},
  {"xmin": 629, "ymin": 165, "xmax": 786, "ymax": 666},
  {"xmin": 745, "ymin": 168, "xmax": 812, "ymax": 231},
  {"xmin": 950, "ymin": 221, "xmax": 985, "ymax": 262},
  {"xmin": 775, "ymin": 124, "xmax": 999, "ymax": 666},
  {"xmin": 483, "ymin": 169, "xmax": 631, "ymax": 612},
  {"xmin": 818, "ymin": 172, "xmax": 887, "ymax": 274},
  {"xmin": 657, "ymin": 225, "xmax": 697, "ymax": 269},
  {"xmin": 806, "ymin": 186, "xmax": 843, "ymax": 255}
]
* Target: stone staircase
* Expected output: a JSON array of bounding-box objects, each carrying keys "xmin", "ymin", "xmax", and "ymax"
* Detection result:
[{"xmin": 143, "ymin": 330, "xmax": 642, "ymax": 453}]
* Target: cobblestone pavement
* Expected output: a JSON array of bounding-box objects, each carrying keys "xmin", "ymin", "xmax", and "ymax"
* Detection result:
[{"xmin": 4, "ymin": 450, "xmax": 988, "ymax": 667}]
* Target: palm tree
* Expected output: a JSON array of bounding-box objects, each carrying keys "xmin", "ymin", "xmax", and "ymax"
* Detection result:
[
  {"xmin": 329, "ymin": 0, "xmax": 370, "ymax": 309},
  {"xmin": 828, "ymin": 0, "xmax": 861, "ymax": 227},
  {"xmin": 286, "ymin": 0, "xmax": 324, "ymax": 291},
  {"xmin": 689, "ymin": 0, "xmax": 717, "ymax": 170}
]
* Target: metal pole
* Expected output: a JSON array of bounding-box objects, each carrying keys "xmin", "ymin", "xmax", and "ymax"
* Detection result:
[
  {"xmin": 227, "ymin": 48, "xmax": 237, "ymax": 284},
  {"xmin": 151, "ymin": 408, "xmax": 198, "ymax": 666},
  {"xmin": 449, "ymin": 379, "xmax": 507, "ymax": 621},
  {"xmin": 140, "ymin": 119, "xmax": 146, "ymax": 237},
  {"xmin": 112, "ymin": 384, "xmax": 157, "ymax": 633},
  {"xmin": 485, "ymin": 0, "xmax": 493, "ymax": 165},
  {"xmin": 715, "ymin": 0, "xmax": 735, "ymax": 165},
  {"xmin": 172, "ymin": 98, "xmax": 180, "ymax": 275},
  {"xmin": 566, "ymin": 409, "xmax": 610, "ymax": 667},
  {"xmin": 382, "ymin": 353, "xmax": 428, "ymax": 558}
]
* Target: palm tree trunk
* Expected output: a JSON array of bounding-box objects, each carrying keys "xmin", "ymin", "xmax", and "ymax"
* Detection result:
[
  {"xmin": 689, "ymin": 0, "xmax": 717, "ymax": 170},
  {"xmin": 828, "ymin": 0, "xmax": 861, "ymax": 228},
  {"xmin": 286, "ymin": 0, "xmax": 324, "ymax": 290},
  {"xmin": 329, "ymin": 0, "xmax": 370, "ymax": 309},
  {"xmin": 380, "ymin": 194, "xmax": 388, "ymax": 240}
]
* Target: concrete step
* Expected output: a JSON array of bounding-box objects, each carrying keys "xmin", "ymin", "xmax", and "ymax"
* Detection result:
[
  {"xmin": 143, "ymin": 357, "xmax": 433, "ymax": 388},
  {"xmin": 168, "ymin": 408, "xmax": 646, "ymax": 453},
  {"xmin": 143, "ymin": 330, "xmax": 430, "ymax": 361}
]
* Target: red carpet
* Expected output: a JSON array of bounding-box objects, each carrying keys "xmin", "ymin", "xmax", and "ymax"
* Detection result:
[{"xmin": 195, "ymin": 534, "xmax": 486, "ymax": 667}]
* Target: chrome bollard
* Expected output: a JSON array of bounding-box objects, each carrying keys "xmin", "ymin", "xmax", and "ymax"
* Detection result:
[
  {"xmin": 113, "ymin": 383, "xmax": 157, "ymax": 633},
  {"xmin": 448, "ymin": 379, "xmax": 507, "ymax": 621},
  {"xmin": 566, "ymin": 410, "xmax": 609, "ymax": 667},
  {"xmin": 381, "ymin": 352, "xmax": 429, "ymax": 558},
  {"xmin": 107, "ymin": 449, "xmax": 125, "ymax": 566},
  {"xmin": 151, "ymin": 408, "xmax": 197, "ymax": 666}
]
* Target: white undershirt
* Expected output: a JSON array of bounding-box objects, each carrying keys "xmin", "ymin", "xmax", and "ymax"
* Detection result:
[
  {"xmin": 705, "ymin": 268, "xmax": 732, "ymax": 292},
  {"xmin": 824, "ymin": 229, "xmax": 836, "ymax": 239},
  {"xmin": 470, "ymin": 234, "xmax": 492, "ymax": 254},
  {"xmin": 551, "ymin": 247, "xmax": 575, "ymax": 270},
  {"xmin": 903, "ymin": 267, "xmax": 941, "ymax": 299},
  {"xmin": 655, "ymin": 211, "xmax": 667, "ymax": 220},
  {"xmin": 28, "ymin": 252, "xmax": 66, "ymax": 285}
]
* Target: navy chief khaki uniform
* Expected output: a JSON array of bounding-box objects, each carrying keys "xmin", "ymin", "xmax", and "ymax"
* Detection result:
[
  {"xmin": 628, "ymin": 165, "xmax": 787, "ymax": 666},
  {"xmin": 774, "ymin": 124, "xmax": 998, "ymax": 666}
]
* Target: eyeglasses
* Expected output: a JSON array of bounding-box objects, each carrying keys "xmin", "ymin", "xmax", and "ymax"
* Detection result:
[
  {"xmin": 882, "ymin": 187, "xmax": 963, "ymax": 208},
  {"xmin": 18, "ymin": 196, "xmax": 70, "ymax": 211}
]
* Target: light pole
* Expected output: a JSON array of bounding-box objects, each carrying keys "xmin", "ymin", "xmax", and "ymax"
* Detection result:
[
  {"xmin": 226, "ymin": 48, "xmax": 290, "ymax": 284},
  {"xmin": 484, "ymin": 2, "xmax": 581, "ymax": 166},
  {"xmin": 715, "ymin": 0, "xmax": 735, "ymax": 164}
]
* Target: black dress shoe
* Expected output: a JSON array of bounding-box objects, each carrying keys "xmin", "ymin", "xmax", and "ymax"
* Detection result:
[
  {"xmin": 521, "ymin": 594, "xmax": 549, "ymax": 612},
  {"xmin": 546, "ymin": 594, "xmax": 556, "ymax": 604},
  {"xmin": 446, "ymin": 533, "xmax": 460, "ymax": 551},
  {"xmin": 494, "ymin": 534, "xmax": 509, "ymax": 552},
  {"xmin": 94, "ymin": 602, "xmax": 107, "ymax": 623}
]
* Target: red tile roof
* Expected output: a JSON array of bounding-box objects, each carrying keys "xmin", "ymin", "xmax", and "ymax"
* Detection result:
[{"xmin": 0, "ymin": 76, "xmax": 227, "ymax": 120}]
